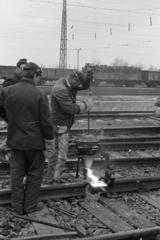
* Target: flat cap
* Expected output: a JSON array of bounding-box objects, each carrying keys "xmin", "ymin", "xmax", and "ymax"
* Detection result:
[
  {"xmin": 70, "ymin": 71, "xmax": 86, "ymax": 84},
  {"xmin": 23, "ymin": 62, "xmax": 43, "ymax": 76},
  {"xmin": 17, "ymin": 59, "xmax": 28, "ymax": 67}
]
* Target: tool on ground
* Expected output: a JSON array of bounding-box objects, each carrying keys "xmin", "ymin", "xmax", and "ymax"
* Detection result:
[
  {"xmin": 99, "ymin": 151, "xmax": 115, "ymax": 187},
  {"xmin": 49, "ymin": 205, "xmax": 77, "ymax": 217},
  {"xmin": 13, "ymin": 213, "xmax": 86, "ymax": 238},
  {"xmin": 12, "ymin": 213, "xmax": 73, "ymax": 231}
]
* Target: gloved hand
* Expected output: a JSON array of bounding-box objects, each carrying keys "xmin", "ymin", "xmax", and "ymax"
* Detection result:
[
  {"xmin": 43, "ymin": 139, "xmax": 55, "ymax": 159},
  {"xmin": 83, "ymin": 96, "xmax": 93, "ymax": 111},
  {"xmin": 76, "ymin": 96, "xmax": 93, "ymax": 114},
  {"xmin": 155, "ymin": 98, "xmax": 160, "ymax": 107},
  {"xmin": 76, "ymin": 101, "xmax": 86, "ymax": 114},
  {"xmin": 154, "ymin": 109, "xmax": 160, "ymax": 118}
]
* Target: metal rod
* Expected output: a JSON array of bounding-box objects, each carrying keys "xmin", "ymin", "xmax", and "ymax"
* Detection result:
[
  {"xmin": 49, "ymin": 206, "xmax": 77, "ymax": 217},
  {"xmin": 88, "ymin": 111, "xmax": 90, "ymax": 135},
  {"xmin": 76, "ymin": 157, "xmax": 80, "ymax": 178},
  {"xmin": 87, "ymin": 70, "xmax": 92, "ymax": 135},
  {"xmin": 13, "ymin": 213, "xmax": 73, "ymax": 231},
  {"xmin": 11, "ymin": 232, "xmax": 78, "ymax": 240}
]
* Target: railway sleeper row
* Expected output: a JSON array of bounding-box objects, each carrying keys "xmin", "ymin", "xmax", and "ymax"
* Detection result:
[
  {"xmin": 0, "ymin": 126, "xmax": 160, "ymax": 138},
  {"xmin": 1, "ymin": 126, "xmax": 160, "ymax": 239},
  {"xmin": 2, "ymin": 181, "xmax": 160, "ymax": 239}
]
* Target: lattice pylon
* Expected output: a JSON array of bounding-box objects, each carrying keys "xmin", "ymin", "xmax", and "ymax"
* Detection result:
[{"xmin": 59, "ymin": 0, "xmax": 67, "ymax": 69}]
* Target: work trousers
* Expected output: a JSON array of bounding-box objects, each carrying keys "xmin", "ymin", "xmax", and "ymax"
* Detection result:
[
  {"xmin": 47, "ymin": 128, "xmax": 69, "ymax": 183},
  {"xmin": 10, "ymin": 149, "xmax": 45, "ymax": 215}
]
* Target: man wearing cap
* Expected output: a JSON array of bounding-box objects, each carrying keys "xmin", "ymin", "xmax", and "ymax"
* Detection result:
[
  {"xmin": 3, "ymin": 59, "xmax": 28, "ymax": 88},
  {"xmin": 0, "ymin": 62, "xmax": 55, "ymax": 215},
  {"xmin": 47, "ymin": 68, "xmax": 94, "ymax": 184},
  {"xmin": 0, "ymin": 59, "xmax": 28, "ymax": 155}
]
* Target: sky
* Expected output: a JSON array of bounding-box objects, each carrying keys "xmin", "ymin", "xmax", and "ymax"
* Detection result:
[{"xmin": 0, "ymin": 0, "xmax": 160, "ymax": 70}]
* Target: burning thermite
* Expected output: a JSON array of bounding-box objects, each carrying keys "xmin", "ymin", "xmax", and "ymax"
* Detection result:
[{"xmin": 81, "ymin": 152, "xmax": 115, "ymax": 191}]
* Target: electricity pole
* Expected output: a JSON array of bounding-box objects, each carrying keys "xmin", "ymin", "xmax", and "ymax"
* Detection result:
[
  {"xmin": 59, "ymin": 0, "xmax": 67, "ymax": 68},
  {"xmin": 76, "ymin": 48, "xmax": 82, "ymax": 70}
]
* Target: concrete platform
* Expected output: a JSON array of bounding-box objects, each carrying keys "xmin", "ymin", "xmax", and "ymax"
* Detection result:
[{"xmin": 92, "ymin": 101, "xmax": 156, "ymax": 111}]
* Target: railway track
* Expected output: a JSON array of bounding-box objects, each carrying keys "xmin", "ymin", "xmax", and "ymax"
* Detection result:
[
  {"xmin": 76, "ymin": 110, "xmax": 155, "ymax": 119},
  {"xmin": 1, "ymin": 125, "xmax": 158, "ymax": 136},
  {"xmin": 1, "ymin": 182, "xmax": 160, "ymax": 240},
  {"xmin": 1, "ymin": 124, "xmax": 160, "ymax": 239},
  {"xmin": 2, "ymin": 84, "xmax": 160, "ymax": 96},
  {"xmin": 42, "ymin": 86, "xmax": 160, "ymax": 96},
  {"xmin": 0, "ymin": 126, "xmax": 160, "ymax": 151}
]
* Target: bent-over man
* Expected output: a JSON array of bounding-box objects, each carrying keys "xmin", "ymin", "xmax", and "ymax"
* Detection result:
[{"xmin": 47, "ymin": 69, "xmax": 94, "ymax": 184}]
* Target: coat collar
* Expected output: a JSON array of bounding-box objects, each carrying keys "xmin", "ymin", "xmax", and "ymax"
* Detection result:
[{"xmin": 21, "ymin": 77, "xmax": 35, "ymax": 86}]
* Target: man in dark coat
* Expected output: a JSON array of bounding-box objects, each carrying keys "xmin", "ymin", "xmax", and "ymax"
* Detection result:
[
  {"xmin": 0, "ymin": 62, "xmax": 55, "ymax": 215},
  {"xmin": 47, "ymin": 69, "xmax": 94, "ymax": 184},
  {"xmin": 3, "ymin": 59, "xmax": 28, "ymax": 88},
  {"xmin": 0, "ymin": 59, "xmax": 28, "ymax": 123},
  {"xmin": 0, "ymin": 59, "xmax": 28, "ymax": 156}
]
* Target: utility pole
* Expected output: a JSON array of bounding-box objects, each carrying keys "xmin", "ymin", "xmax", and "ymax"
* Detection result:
[
  {"xmin": 76, "ymin": 48, "xmax": 82, "ymax": 70},
  {"xmin": 59, "ymin": 0, "xmax": 67, "ymax": 68}
]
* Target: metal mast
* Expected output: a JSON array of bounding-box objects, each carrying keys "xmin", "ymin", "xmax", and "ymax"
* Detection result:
[
  {"xmin": 76, "ymin": 48, "xmax": 82, "ymax": 70},
  {"xmin": 59, "ymin": 0, "xmax": 67, "ymax": 68}
]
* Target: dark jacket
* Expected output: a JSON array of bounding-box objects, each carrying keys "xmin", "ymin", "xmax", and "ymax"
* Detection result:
[
  {"xmin": 51, "ymin": 73, "xmax": 91, "ymax": 128},
  {"xmin": 3, "ymin": 72, "xmax": 21, "ymax": 88},
  {"xmin": 0, "ymin": 78, "xmax": 54, "ymax": 150},
  {"xmin": 0, "ymin": 73, "xmax": 22, "ymax": 122},
  {"xmin": 51, "ymin": 78, "xmax": 80, "ymax": 127}
]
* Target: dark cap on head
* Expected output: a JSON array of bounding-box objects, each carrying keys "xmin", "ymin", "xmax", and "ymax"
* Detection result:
[
  {"xmin": 23, "ymin": 62, "xmax": 43, "ymax": 76},
  {"xmin": 17, "ymin": 59, "xmax": 28, "ymax": 68},
  {"xmin": 70, "ymin": 71, "xmax": 86, "ymax": 84}
]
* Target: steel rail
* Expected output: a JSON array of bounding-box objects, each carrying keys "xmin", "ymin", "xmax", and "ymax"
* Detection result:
[
  {"xmin": 1, "ymin": 156, "xmax": 160, "ymax": 173},
  {"xmin": 100, "ymin": 135, "xmax": 160, "ymax": 142},
  {"xmin": 9, "ymin": 227, "xmax": 160, "ymax": 240},
  {"xmin": 1, "ymin": 84, "xmax": 159, "ymax": 95},
  {"xmin": 11, "ymin": 232, "xmax": 78, "ymax": 240},
  {"xmin": 79, "ymin": 226, "xmax": 160, "ymax": 240},
  {"xmin": 83, "ymin": 111, "xmax": 155, "ymax": 114},
  {"xmin": 67, "ymin": 157, "xmax": 160, "ymax": 169},
  {"xmin": 90, "ymin": 176, "xmax": 160, "ymax": 193},
  {"xmin": 70, "ymin": 126, "xmax": 160, "ymax": 135},
  {"xmin": 36, "ymin": 86, "xmax": 160, "ymax": 96},
  {"xmin": 100, "ymin": 141, "xmax": 160, "ymax": 150},
  {"xmin": 0, "ymin": 126, "xmax": 160, "ymax": 137},
  {"xmin": 1, "ymin": 177, "xmax": 160, "ymax": 205},
  {"xmin": 0, "ymin": 182, "xmax": 88, "ymax": 205},
  {"xmin": 76, "ymin": 113, "xmax": 154, "ymax": 119}
]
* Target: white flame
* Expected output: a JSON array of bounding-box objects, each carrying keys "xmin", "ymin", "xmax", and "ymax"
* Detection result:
[
  {"xmin": 86, "ymin": 168, "xmax": 99, "ymax": 184},
  {"xmin": 86, "ymin": 168, "xmax": 107, "ymax": 187}
]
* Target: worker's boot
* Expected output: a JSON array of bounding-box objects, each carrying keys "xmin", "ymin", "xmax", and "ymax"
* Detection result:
[
  {"xmin": 53, "ymin": 159, "xmax": 66, "ymax": 183},
  {"xmin": 24, "ymin": 202, "xmax": 44, "ymax": 214},
  {"xmin": 47, "ymin": 149, "xmax": 58, "ymax": 184},
  {"xmin": 34, "ymin": 202, "xmax": 44, "ymax": 211}
]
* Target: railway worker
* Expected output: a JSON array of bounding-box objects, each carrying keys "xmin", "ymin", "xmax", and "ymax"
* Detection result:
[
  {"xmin": 0, "ymin": 59, "xmax": 28, "ymax": 154},
  {"xmin": 0, "ymin": 62, "xmax": 55, "ymax": 215},
  {"xmin": 3, "ymin": 58, "xmax": 28, "ymax": 88},
  {"xmin": 47, "ymin": 68, "xmax": 94, "ymax": 184},
  {"xmin": 0, "ymin": 59, "xmax": 28, "ymax": 123}
]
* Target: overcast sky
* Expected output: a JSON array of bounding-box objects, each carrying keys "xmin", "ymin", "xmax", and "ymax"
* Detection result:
[{"xmin": 0, "ymin": 0, "xmax": 160, "ymax": 70}]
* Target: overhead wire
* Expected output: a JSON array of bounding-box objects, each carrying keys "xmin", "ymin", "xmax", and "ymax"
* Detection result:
[
  {"xmin": 27, "ymin": 0, "xmax": 160, "ymax": 16},
  {"xmin": 0, "ymin": 0, "xmax": 160, "ymax": 66}
]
